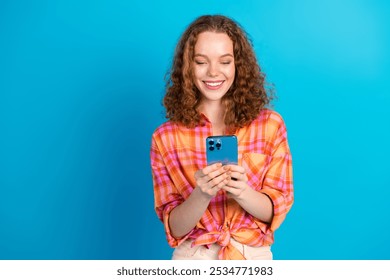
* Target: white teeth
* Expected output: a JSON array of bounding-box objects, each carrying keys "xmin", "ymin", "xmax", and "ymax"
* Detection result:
[{"xmin": 205, "ymin": 82, "xmax": 223, "ymax": 87}]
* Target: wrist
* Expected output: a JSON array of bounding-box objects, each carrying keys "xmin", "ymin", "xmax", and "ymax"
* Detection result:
[
  {"xmin": 234, "ymin": 184, "xmax": 252, "ymax": 202},
  {"xmin": 193, "ymin": 186, "xmax": 214, "ymax": 203}
]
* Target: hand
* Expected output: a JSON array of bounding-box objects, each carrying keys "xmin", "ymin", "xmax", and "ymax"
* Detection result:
[
  {"xmin": 222, "ymin": 165, "xmax": 249, "ymax": 199},
  {"xmin": 194, "ymin": 163, "xmax": 231, "ymax": 198}
]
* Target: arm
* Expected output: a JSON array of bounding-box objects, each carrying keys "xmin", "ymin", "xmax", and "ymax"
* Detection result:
[
  {"xmin": 151, "ymin": 129, "xmax": 232, "ymax": 245},
  {"xmin": 223, "ymin": 167, "xmax": 274, "ymax": 223},
  {"xmin": 169, "ymin": 163, "xmax": 230, "ymax": 238},
  {"xmin": 223, "ymin": 115, "xmax": 293, "ymax": 227}
]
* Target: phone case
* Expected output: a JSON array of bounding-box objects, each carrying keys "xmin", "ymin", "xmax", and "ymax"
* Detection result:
[{"xmin": 206, "ymin": 135, "xmax": 238, "ymax": 165}]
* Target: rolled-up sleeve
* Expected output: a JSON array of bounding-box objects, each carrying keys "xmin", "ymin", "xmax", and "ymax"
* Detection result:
[
  {"xmin": 150, "ymin": 135, "xmax": 194, "ymax": 247},
  {"xmin": 259, "ymin": 116, "xmax": 294, "ymax": 232}
]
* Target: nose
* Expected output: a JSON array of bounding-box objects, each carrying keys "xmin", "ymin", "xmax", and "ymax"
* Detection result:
[{"xmin": 207, "ymin": 63, "xmax": 219, "ymax": 77}]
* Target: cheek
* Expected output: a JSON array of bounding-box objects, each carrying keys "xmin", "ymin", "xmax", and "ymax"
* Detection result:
[
  {"xmin": 193, "ymin": 66, "xmax": 206, "ymax": 79},
  {"xmin": 223, "ymin": 64, "xmax": 235, "ymax": 80},
  {"xmin": 228, "ymin": 65, "xmax": 236, "ymax": 79},
  {"xmin": 226, "ymin": 68, "xmax": 235, "ymax": 84},
  {"xmin": 192, "ymin": 69, "xmax": 204, "ymax": 90}
]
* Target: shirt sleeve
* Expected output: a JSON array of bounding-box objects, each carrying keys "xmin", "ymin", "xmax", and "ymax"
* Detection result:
[
  {"xmin": 258, "ymin": 115, "xmax": 294, "ymax": 232},
  {"xmin": 150, "ymin": 134, "xmax": 195, "ymax": 247}
]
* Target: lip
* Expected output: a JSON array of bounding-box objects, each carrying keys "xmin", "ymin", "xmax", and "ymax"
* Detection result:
[{"xmin": 203, "ymin": 80, "xmax": 224, "ymax": 90}]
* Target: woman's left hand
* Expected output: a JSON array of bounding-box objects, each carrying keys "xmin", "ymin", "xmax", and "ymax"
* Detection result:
[
  {"xmin": 222, "ymin": 165, "xmax": 249, "ymax": 199},
  {"xmin": 222, "ymin": 164, "xmax": 274, "ymax": 223}
]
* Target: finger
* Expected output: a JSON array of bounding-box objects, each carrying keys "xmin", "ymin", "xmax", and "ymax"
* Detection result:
[
  {"xmin": 199, "ymin": 163, "xmax": 223, "ymax": 178},
  {"xmin": 228, "ymin": 171, "xmax": 244, "ymax": 182},
  {"xmin": 206, "ymin": 165, "xmax": 230, "ymax": 182},
  {"xmin": 202, "ymin": 174, "xmax": 228, "ymax": 196},
  {"xmin": 207, "ymin": 185, "xmax": 223, "ymax": 197},
  {"xmin": 195, "ymin": 163, "xmax": 222, "ymax": 179},
  {"xmin": 208, "ymin": 172, "xmax": 230, "ymax": 188},
  {"xmin": 222, "ymin": 185, "xmax": 240, "ymax": 196},
  {"xmin": 225, "ymin": 177, "xmax": 240, "ymax": 189},
  {"xmin": 225, "ymin": 164, "xmax": 246, "ymax": 173},
  {"xmin": 205, "ymin": 162, "xmax": 224, "ymax": 175},
  {"xmin": 211, "ymin": 175, "xmax": 232, "ymax": 194}
]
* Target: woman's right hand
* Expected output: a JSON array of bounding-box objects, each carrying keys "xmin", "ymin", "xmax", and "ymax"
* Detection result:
[{"xmin": 194, "ymin": 163, "xmax": 231, "ymax": 198}]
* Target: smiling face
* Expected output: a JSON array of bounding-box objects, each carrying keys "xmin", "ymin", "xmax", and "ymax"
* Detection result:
[{"xmin": 192, "ymin": 31, "xmax": 235, "ymax": 105}]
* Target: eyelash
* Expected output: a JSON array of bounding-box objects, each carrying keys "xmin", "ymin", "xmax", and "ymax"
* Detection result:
[{"xmin": 194, "ymin": 61, "xmax": 232, "ymax": 65}]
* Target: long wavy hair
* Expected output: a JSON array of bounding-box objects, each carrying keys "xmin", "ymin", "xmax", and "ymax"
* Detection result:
[{"xmin": 163, "ymin": 15, "xmax": 274, "ymax": 131}]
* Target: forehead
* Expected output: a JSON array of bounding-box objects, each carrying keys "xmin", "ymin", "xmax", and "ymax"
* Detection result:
[{"xmin": 194, "ymin": 31, "xmax": 233, "ymax": 55}]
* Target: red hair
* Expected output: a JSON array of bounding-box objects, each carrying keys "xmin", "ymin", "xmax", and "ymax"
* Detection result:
[{"xmin": 164, "ymin": 15, "xmax": 274, "ymax": 131}]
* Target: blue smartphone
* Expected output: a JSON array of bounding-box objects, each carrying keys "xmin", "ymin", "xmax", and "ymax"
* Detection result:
[{"xmin": 206, "ymin": 135, "xmax": 238, "ymax": 165}]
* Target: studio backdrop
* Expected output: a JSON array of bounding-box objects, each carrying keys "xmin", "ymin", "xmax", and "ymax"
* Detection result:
[{"xmin": 1, "ymin": 0, "xmax": 389, "ymax": 259}]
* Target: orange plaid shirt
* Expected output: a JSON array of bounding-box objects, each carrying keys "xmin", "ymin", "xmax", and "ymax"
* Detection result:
[{"xmin": 150, "ymin": 109, "xmax": 293, "ymax": 260}]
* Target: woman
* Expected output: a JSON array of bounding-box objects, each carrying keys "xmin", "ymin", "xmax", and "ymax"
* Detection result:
[{"xmin": 150, "ymin": 15, "xmax": 293, "ymax": 260}]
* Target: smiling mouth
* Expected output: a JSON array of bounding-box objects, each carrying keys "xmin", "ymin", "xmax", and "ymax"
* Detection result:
[{"xmin": 203, "ymin": 81, "xmax": 224, "ymax": 89}]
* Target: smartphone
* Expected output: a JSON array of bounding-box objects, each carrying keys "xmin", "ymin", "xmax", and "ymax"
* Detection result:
[{"xmin": 206, "ymin": 135, "xmax": 238, "ymax": 165}]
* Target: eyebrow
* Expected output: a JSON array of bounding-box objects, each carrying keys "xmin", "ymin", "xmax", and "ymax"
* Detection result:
[{"xmin": 194, "ymin": 53, "xmax": 234, "ymax": 58}]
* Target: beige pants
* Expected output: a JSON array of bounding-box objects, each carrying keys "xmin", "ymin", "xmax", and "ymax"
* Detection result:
[{"xmin": 172, "ymin": 239, "xmax": 272, "ymax": 260}]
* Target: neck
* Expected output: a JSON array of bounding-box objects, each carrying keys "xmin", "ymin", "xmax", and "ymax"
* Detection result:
[{"xmin": 199, "ymin": 101, "xmax": 226, "ymax": 135}]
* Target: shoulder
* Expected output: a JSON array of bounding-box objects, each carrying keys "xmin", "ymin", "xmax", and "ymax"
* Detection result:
[
  {"xmin": 247, "ymin": 109, "xmax": 288, "ymax": 141},
  {"xmin": 252, "ymin": 109, "xmax": 286, "ymax": 128},
  {"xmin": 151, "ymin": 122, "xmax": 178, "ymax": 152},
  {"xmin": 152, "ymin": 121, "xmax": 178, "ymax": 138},
  {"xmin": 151, "ymin": 121, "xmax": 180, "ymax": 145}
]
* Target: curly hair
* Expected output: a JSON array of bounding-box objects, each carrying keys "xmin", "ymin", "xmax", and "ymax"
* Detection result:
[{"xmin": 163, "ymin": 15, "xmax": 274, "ymax": 131}]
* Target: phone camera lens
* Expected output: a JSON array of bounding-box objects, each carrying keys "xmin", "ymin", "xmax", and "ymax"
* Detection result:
[
  {"xmin": 208, "ymin": 139, "xmax": 214, "ymax": 145},
  {"xmin": 216, "ymin": 142, "xmax": 221, "ymax": 148},
  {"xmin": 209, "ymin": 146, "xmax": 214, "ymax": 151}
]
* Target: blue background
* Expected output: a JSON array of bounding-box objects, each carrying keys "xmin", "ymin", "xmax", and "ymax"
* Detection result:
[{"xmin": 1, "ymin": 0, "xmax": 389, "ymax": 260}]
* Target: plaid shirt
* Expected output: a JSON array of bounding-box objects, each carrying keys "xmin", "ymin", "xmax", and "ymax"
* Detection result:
[{"xmin": 150, "ymin": 109, "xmax": 293, "ymax": 259}]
